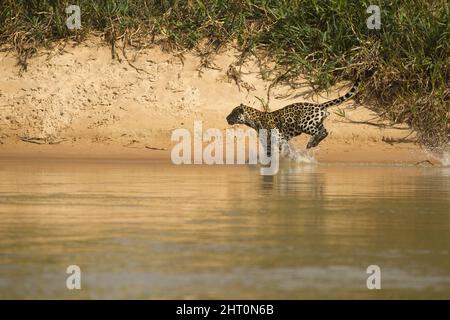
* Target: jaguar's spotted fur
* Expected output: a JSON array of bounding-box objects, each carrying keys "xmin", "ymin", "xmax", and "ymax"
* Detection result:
[{"xmin": 226, "ymin": 79, "xmax": 359, "ymax": 152}]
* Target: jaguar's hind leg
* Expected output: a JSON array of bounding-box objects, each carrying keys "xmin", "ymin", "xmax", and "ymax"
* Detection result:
[{"xmin": 306, "ymin": 125, "xmax": 328, "ymax": 149}]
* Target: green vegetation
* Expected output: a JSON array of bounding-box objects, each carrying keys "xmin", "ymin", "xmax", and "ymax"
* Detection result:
[{"xmin": 0, "ymin": 0, "xmax": 448, "ymax": 147}]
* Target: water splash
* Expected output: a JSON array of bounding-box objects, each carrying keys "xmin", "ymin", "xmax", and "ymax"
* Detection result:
[
  {"xmin": 281, "ymin": 144, "xmax": 316, "ymax": 164},
  {"xmin": 426, "ymin": 144, "xmax": 450, "ymax": 166},
  {"xmin": 438, "ymin": 152, "xmax": 450, "ymax": 166}
]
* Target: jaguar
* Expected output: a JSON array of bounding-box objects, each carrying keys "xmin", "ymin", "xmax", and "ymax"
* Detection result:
[{"xmin": 226, "ymin": 79, "xmax": 359, "ymax": 153}]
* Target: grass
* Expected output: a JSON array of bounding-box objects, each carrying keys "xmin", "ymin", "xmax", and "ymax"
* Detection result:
[{"xmin": 0, "ymin": 0, "xmax": 448, "ymax": 148}]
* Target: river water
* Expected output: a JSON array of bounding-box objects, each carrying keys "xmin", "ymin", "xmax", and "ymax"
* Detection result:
[{"xmin": 0, "ymin": 158, "xmax": 449, "ymax": 299}]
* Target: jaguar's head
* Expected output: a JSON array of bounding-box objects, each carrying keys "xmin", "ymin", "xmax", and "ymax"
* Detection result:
[{"xmin": 226, "ymin": 103, "xmax": 249, "ymax": 125}]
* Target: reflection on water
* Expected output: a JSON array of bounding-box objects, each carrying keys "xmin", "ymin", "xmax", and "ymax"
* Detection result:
[{"xmin": 0, "ymin": 158, "xmax": 449, "ymax": 299}]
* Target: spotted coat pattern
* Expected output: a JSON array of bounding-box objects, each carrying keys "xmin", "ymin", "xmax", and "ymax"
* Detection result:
[{"xmin": 226, "ymin": 80, "xmax": 359, "ymax": 150}]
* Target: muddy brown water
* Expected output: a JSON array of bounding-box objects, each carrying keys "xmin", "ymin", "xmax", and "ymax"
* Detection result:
[{"xmin": 0, "ymin": 158, "xmax": 449, "ymax": 299}]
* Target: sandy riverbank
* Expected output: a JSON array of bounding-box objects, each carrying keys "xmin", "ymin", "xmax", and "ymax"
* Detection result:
[{"xmin": 0, "ymin": 38, "xmax": 439, "ymax": 164}]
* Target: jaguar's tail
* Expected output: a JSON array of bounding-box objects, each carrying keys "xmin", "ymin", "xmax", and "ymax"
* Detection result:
[{"xmin": 320, "ymin": 78, "xmax": 360, "ymax": 108}]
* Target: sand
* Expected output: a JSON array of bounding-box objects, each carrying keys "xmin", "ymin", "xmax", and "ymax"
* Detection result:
[{"xmin": 0, "ymin": 38, "xmax": 438, "ymax": 164}]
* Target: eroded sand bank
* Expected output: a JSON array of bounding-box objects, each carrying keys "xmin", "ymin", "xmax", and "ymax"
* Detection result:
[{"xmin": 0, "ymin": 38, "xmax": 436, "ymax": 164}]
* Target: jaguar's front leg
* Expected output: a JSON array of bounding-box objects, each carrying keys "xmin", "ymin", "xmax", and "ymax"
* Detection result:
[
  {"xmin": 259, "ymin": 129, "xmax": 291, "ymax": 159},
  {"xmin": 259, "ymin": 130, "xmax": 272, "ymax": 158}
]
